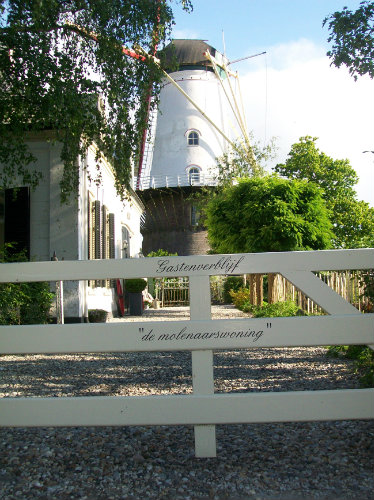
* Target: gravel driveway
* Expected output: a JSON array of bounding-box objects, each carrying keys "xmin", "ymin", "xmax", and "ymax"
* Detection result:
[{"xmin": 1, "ymin": 306, "xmax": 373, "ymax": 499}]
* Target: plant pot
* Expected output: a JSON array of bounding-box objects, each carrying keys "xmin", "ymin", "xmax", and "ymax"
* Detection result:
[{"xmin": 128, "ymin": 292, "xmax": 143, "ymax": 316}]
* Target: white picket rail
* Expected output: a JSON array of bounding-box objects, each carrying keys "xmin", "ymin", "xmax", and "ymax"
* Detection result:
[{"xmin": 1, "ymin": 249, "xmax": 374, "ymax": 458}]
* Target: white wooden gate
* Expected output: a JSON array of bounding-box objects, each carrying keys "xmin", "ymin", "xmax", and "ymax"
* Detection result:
[{"xmin": 1, "ymin": 249, "xmax": 373, "ymax": 458}]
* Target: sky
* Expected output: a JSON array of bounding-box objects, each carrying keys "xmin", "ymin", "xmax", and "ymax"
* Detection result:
[{"xmin": 171, "ymin": 0, "xmax": 374, "ymax": 206}]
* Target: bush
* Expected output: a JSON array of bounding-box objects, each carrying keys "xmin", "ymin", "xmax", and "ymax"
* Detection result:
[
  {"xmin": 250, "ymin": 300, "xmax": 301, "ymax": 318},
  {"xmin": 230, "ymin": 287, "xmax": 251, "ymax": 310},
  {"xmin": 146, "ymin": 249, "xmax": 178, "ymax": 257},
  {"xmin": 88, "ymin": 309, "xmax": 108, "ymax": 323},
  {"xmin": 230, "ymin": 288, "xmax": 301, "ymax": 318},
  {"xmin": 124, "ymin": 278, "xmax": 147, "ymax": 293},
  {"xmin": 223, "ymin": 276, "xmax": 246, "ymax": 303},
  {"xmin": 0, "ymin": 245, "xmax": 54, "ymax": 325}
]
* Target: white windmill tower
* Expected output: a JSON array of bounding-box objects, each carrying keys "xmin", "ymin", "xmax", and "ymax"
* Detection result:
[{"xmin": 136, "ymin": 39, "xmax": 254, "ymax": 256}]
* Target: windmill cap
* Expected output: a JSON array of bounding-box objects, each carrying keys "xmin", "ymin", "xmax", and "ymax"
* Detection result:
[{"xmin": 160, "ymin": 39, "xmax": 228, "ymax": 71}]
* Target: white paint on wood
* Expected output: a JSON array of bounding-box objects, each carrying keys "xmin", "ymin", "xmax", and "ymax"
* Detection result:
[
  {"xmin": 1, "ymin": 249, "xmax": 373, "ymax": 283},
  {"xmin": 190, "ymin": 275, "xmax": 216, "ymax": 457},
  {"xmin": 1, "ymin": 249, "xmax": 373, "ymax": 458},
  {"xmin": 282, "ymin": 271, "xmax": 361, "ymax": 315},
  {"xmin": 1, "ymin": 390, "xmax": 373, "ymax": 428},
  {"xmin": 1, "ymin": 315, "xmax": 373, "ymax": 354}
]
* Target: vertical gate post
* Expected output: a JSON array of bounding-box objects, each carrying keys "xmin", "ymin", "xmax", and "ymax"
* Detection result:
[{"xmin": 189, "ymin": 275, "xmax": 216, "ymax": 457}]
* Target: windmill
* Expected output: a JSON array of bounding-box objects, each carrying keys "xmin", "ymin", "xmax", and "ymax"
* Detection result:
[{"xmin": 135, "ymin": 38, "xmax": 262, "ymax": 255}]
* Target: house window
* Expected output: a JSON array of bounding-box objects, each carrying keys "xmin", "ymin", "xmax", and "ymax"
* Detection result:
[
  {"xmin": 187, "ymin": 131, "xmax": 199, "ymax": 146},
  {"xmin": 0, "ymin": 187, "xmax": 30, "ymax": 260},
  {"xmin": 188, "ymin": 167, "xmax": 200, "ymax": 185}
]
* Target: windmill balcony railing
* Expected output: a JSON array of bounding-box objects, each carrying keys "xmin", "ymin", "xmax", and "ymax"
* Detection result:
[{"xmin": 135, "ymin": 173, "xmax": 218, "ymax": 190}]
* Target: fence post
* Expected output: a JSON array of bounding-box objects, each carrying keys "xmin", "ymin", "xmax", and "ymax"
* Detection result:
[{"xmin": 189, "ymin": 275, "xmax": 216, "ymax": 458}]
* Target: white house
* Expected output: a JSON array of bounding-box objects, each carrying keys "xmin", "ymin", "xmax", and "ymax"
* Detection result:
[{"xmin": 0, "ymin": 132, "xmax": 144, "ymax": 322}]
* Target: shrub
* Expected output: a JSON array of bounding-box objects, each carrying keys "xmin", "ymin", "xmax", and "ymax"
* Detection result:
[
  {"xmin": 146, "ymin": 249, "xmax": 178, "ymax": 257},
  {"xmin": 223, "ymin": 276, "xmax": 246, "ymax": 303},
  {"xmin": 124, "ymin": 278, "xmax": 147, "ymax": 293},
  {"xmin": 0, "ymin": 245, "xmax": 54, "ymax": 325},
  {"xmin": 230, "ymin": 287, "xmax": 251, "ymax": 310},
  {"xmin": 88, "ymin": 309, "xmax": 108, "ymax": 323},
  {"xmin": 250, "ymin": 300, "xmax": 300, "ymax": 318},
  {"xmin": 230, "ymin": 292, "xmax": 302, "ymax": 318}
]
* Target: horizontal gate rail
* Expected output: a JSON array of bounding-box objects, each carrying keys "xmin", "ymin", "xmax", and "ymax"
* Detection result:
[
  {"xmin": 1, "ymin": 248, "xmax": 373, "ymax": 458},
  {"xmin": 1, "ymin": 390, "xmax": 373, "ymax": 428},
  {"xmin": 1, "ymin": 248, "xmax": 373, "ymax": 282},
  {"xmin": 1, "ymin": 315, "xmax": 373, "ymax": 354}
]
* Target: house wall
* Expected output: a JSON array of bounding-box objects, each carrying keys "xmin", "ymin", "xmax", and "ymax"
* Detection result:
[
  {"xmin": 84, "ymin": 145, "xmax": 144, "ymax": 316},
  {"xmin": 1, "ymin": 136, "xmax": 144, "ymax": 322}
]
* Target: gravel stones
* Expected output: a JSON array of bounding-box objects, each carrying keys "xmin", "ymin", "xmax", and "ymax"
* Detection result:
[{"xmin": 1, "ymin": 306, "xmax": 373, "ymax": 499}]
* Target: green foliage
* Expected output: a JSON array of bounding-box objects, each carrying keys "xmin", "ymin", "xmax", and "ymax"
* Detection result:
[
  {"xmin": 230, "ymin": 288, "xmax": 301, "ymax": 318},
  {"xmin": 190, "ymin": 135, "xmax": 277, "ymax": 222},
  {"xmin": 249, "ymin": 301, "xmax": 300, "ymax": 318},
  {"xmin": 324, "ymin": 1, "xmax": 374, "ymax": 80},
  {"xmin": 229, "ymin": 287, "xmax": 251, "ymax": 310},
  {"xmin": 212, "ymin": 136, "xmax": 277, "ymax": 188},
  {"xmin": 274, "ymin": 136, "xmax": 374, "ymax": 248},
  {"xmin": 124, "ymin": 278, "xmax": 147, "ymax": 293},
  {"xmin": 0, "ymin": 245, "xmax": 54, "ymax": 325},
  {"xmin": 327, "ymin": 345, "xmax": 374, "ymax": 388},
  {"xmin": 206, "ymin": 175, "xmax": 333, "ymax": 254},
  {"xmin": 223, "ymin": 276, "xmax": 246, "ymax": 303},
  {"xmin": 360, "ymin": 269, "xmax": 374, "ymax": 307},
  {"xmin": 0, "ymin": 0, "xmax": 192, "ymax": 200},
  {"xmin": 146, "ymin": 249, "xmax": 178, "ymax": 257},
  {"xmin": 88, "ymin": 309, "xmax": 108, "ymax": 323}
]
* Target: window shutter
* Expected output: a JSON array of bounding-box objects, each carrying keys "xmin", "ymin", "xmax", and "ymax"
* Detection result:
[
  {"xmin": 94, "ymin": 200, "xmax": 101, "ymax": 260},
  {"xmin": 88, "ymin": 196, "xmax": 94, "ymax": 261},
  {"xmin": 108, "ymin": 214, "xmax": 115, "ymax": 287},
  {"xmin": 102, "ymin": 205, "xmax": 108, "ymax": 260},
  {"xmin": 109, "ymin": 214, "xmax": 115, "ymax": 259}
]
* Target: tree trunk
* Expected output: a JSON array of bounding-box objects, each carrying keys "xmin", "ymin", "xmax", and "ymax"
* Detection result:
[
  {"xmin": 268, "ymin": 273, "xmax": 275, "ymax": 304},
  {"xmin": 256, "ymin": 274, "xmax": 263, "ymax": 306},
  {"xmin": 249, "ymin": 274, "xmax": 257, "ymax": 306}
]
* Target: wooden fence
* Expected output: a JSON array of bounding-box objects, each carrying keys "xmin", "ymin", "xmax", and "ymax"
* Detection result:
[
  {"xmin": 267, "ymin": 270, "xmax": 371, "ymax": 313},
  {"xmin": 153, "ymin": 270, "xmax": 370, "ymax": 313},
  {"xmin": 154, "ymin": 277, "xmax": 190, "ymax": 306},
  {"xmin": 0, "ymin": 249, "xmax": 373, "ymax": 457}
]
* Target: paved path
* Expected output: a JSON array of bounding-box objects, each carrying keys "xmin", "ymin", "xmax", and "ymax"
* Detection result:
[{"xmin": 109, "ymin": 304, "xmax": 249, "ymax": 322}]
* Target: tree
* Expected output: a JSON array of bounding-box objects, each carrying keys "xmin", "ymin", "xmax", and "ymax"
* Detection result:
[
  {"xmin": 0, "ymin": 0, "xmax": 192, "ymax": 200},
  {"xmin": 274, "ymin": 136, "xmax": 374, "ymax": 248},
  {"xmin": 205, "ymin": 176, "xmax": 333, "ymax": 305},
  {"xmin": 210, "ymin": 135, "xmax": 277, "ymax": 189},
  {"xmin": 324, "ymin": 1, "xmax": 374, "ymax": 79},
  {"xmin": 206, "ymin": 176, "xmax": 333, "ymax": 254}
]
